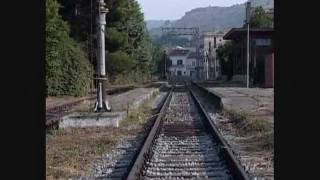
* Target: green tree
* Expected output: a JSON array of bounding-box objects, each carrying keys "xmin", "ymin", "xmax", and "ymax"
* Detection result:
[
  {"xmin": 249, "ymin": 7, "xmax": 273, "ymax": 28},
  {"xmin": 106, "ymin": 50, "xmax": 135, "ymax": 76},
  {"xmin": 56, "ymin": 0, "xmax": 156, "ymax": 84},
  {"xmin": 150, "ymin": 43, "xmax": 165, "ymax": 75},
  {"xmin": 216, "ymin": 41, "xmax": 236, "ymax": 79},
  {"xmin": 105, "ymin": 27, "xmax": 128, "ymax": 52},
  {"xmin": 104, "ymin": 0, "xmax": 152, "ymax": 83},
  {"xmin": 46, "ymin": 0, "xmax": 92, "ymax": 96}
]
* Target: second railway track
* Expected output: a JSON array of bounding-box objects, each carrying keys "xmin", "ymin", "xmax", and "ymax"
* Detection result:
[{"xmin": 127, "ymin": 83, "xmax": 249, "ymax": 180}]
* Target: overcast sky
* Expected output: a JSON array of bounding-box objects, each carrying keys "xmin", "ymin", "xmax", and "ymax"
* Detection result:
[{"xmin": 136, "ymin": 0, "xmax": 248, "ymax": 20}]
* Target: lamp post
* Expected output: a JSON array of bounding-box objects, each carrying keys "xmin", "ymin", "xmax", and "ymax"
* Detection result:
[{"xmin": 94, "ymin": 0, "xmax": 111, "ymax": 112}]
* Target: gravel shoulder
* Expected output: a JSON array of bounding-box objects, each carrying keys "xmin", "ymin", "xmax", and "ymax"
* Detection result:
[
  {"xmin": 192, "ymin": 85, "xmax": 274, "ymax": 179},
  {"xmin": 208, "ymin": 87, "xmax": 274, "ymax": 122}
]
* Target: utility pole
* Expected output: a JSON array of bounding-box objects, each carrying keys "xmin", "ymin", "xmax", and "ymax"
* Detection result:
[
  {"xmin": 208, "ymin": 41, "xmax": 212, "ymax": 80},
  {"xmin": 94, "ymin": 0, "xmax": 111, "ymax": 112},
  {"xmin": 246, "ymin": 1, "xmax": 251, "ymax": 88},
  {"xmin": 205, "ymin": 51, "xmax": 209, "ymax": 81},
  {"xmin": 164, "ymin": 50, "xmax": 167, "ymax": 80},
  {"xmin": 213, "ymin": 36, "xmax": 217, "ymax": 79}
]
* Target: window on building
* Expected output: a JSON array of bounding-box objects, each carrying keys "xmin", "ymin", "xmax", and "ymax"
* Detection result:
[
  {"xmin": 192, "ymin": 61, "xmax": 195, "ymax": 66},
  {"xmin": 255, "ymin": 38, "xmax": 271, "ymax": 46},
  {"xmin": 177, "ymin": 60, "xmax": 183, "ymax": 65},
  {"xmin": 177, "ymin": 71, "xmax": 182, "ymax": 76}
]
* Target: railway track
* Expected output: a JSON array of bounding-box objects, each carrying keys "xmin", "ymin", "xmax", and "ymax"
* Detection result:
[{"xmin": 126, "ymin": 83, "xmax": 249, "ymax": 180}]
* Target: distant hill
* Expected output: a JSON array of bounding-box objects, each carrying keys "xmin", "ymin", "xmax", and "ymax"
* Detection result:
[
  {"xmin": 146, "ymin": 0, "xmax": 273, "ymax": 38},
  {"xmin": 146, "ymin": 20, "xmax": 167, "ymax": 30},
  {"xmin": 146, "ymin": 20, "xmax": 177, "ymax": 39},
  {"xmin": 173, "ymin": 5, "xmax": 245, "ymax": 32}
]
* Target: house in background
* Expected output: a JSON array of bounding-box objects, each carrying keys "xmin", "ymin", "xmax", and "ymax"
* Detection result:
[
  {"xmin": 167, "ymin": 46, "xmax": 198, "ymax": 80},
  {"xmin": 223, "ymin": 28, "xmax": 274, "ymax": 87}
]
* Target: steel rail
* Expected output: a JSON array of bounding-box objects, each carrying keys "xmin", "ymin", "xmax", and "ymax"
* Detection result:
[
  {"xmin": 126, "ymin": 87, "xmax": 173, "ymax": 180},
  {"xmin": 188, "ymin": 84, "xmax": 250, "ymax": 180},
  {"xmin": 126, "ymin": 82, "xmax": 249, "ymax": 180}
]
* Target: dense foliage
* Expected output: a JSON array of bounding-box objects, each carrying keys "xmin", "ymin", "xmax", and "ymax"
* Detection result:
[
  {"xmin": 57, "ymin": 0, "xmax": 160, "ymax": 84},
  {"xmin": 217, "ymin": 6, "xmax": 273, "ymax": 78},
  {"xmin": 216, "ymin": 41, "xmax": 236, "ymax": 79},
  {"xmin": 46, "ymin": 0, "xmax": 93, "ymax": 96},
  {"xmin": 150, "ymin": 42, "xmax": 165, "ymax": 75},
  {"xmin": 249, "ymin": 6, "xmax": 273, "ymax": 28}
]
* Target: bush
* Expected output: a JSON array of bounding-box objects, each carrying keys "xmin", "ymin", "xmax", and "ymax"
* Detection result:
[
  {"xmin": 106, "ymin": 50, "xmax": 135, "ymax": 75},
  {"xmin": 46, "ymin": 0, "xmax": 93, "ymax": 96}
]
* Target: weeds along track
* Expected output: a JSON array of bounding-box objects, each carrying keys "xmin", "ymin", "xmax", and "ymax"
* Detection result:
[{"xmin": 128, "ymin": 85, "xmax": 249, "ymax": 180}]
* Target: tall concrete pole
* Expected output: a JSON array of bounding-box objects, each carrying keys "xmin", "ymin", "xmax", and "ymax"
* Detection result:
[
  {"xmin": 205, "ymin": 51, "xmax": 209, "ymax": 81},
  {"xmin": 246, "ymin": 22, "xmax": 250, "ymax": 88},
  {"xmin": 213, "ymin": 37, "xmax": 217, "ymax": 79},
  {"xmin": 246, "ymin": 1, "xmax": 251, "ymax": 88},
  {"xmin": 94, "ymin": 0, "xmax": 111, "ymax": 112},
  {"xmin": 164, "ymin": 50, "xmax": 166, "ymax": 80},
  {"xmin": 208, "ymin": 41, "xmax": 212, "ymax": 80}
]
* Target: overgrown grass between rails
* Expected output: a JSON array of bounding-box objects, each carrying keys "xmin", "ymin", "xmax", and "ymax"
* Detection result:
[{"xmin": 222, "ymin": 109, "xmax": 274, "ymax": 149}]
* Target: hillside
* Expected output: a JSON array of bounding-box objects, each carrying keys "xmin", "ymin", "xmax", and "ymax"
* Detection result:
[
  {"xmin": 146, "ymin": 0, "xmax": 273, "ymax": 37},
  {"xmin": 146, "ymin": 20, "xmax": 167, "ymax": 30},
  {"xmin": 173, "ymin": 5, "xmax": 245, "ymax": 32}
]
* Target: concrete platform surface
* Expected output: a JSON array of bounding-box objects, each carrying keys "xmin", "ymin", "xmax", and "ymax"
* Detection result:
[
  {"xmin": 60, "ymin": 112, "xmax": 127, "ymax": 128},
  {"xmin": 59, "ymin": 87, "xmax": 161, "ymax": 128},
  {"xmin": 106, "ymin": 88, "xmax": 158, "ymax": 112},
  {"xmin": 207, "ymin": 87, "xmax": 274, "ymax": 121},
  {"xmin": 46, "ymin": 84, "xmax": 156, "ymax": 110}
]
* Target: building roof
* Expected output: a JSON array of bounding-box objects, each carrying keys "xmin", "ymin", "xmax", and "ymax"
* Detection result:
[
  {"xmin": 168, "ymin": 49, "xmax": 190, "ymax": 57},
  {"xmin": 223, "ymin": 28, "xmax": 274, "ymax": 40},
  {"xmin": 187, "ymin": 52, "xmax": 198, "ymax": 59}
]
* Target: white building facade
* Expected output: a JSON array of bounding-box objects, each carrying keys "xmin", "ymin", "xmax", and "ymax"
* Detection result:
[{"xmin": 167, "ymin": 47, "xmax": 198, "ymax": 80}]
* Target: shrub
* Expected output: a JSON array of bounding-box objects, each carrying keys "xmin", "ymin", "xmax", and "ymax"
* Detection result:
[{"xmin": 46, "ymin": 0, "xmax": 93, "ymax": 96}]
